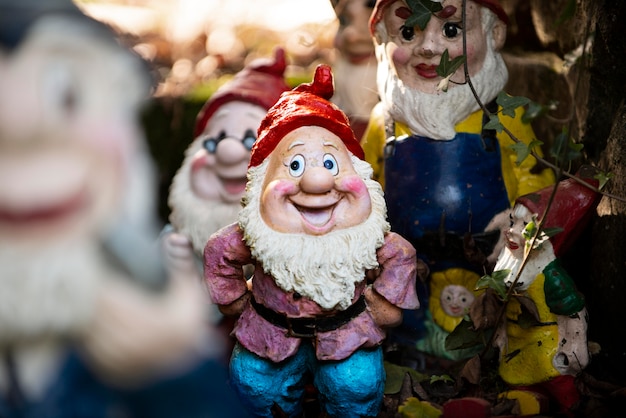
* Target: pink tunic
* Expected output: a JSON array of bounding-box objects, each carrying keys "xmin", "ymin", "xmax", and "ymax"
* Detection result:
[{"xmin": 204, "ymin": 223, "xmax": 419, "ymax": 362}]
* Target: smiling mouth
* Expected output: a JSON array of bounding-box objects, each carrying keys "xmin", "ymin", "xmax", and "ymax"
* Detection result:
[
  {"xmin": 0, "ymin": 190, "xmax": 86, "ymax": 227},
  {"xmin": 507, "ymin": 240, "xmax": 520, "ymax": 251},
  {"xmin": 415, "ymin": 64, "xmax": 438, "ymax": 79},
  {"xmin": 220, "ymin": 177, "xmax": 247, "ymax": 195},
  {"xmin": 449, "ymin": 306, "xmax": 463, "ymax": 316},
  {"xmin": 296, "ymin": 204, "xmax": 335, "ymax": 228}
]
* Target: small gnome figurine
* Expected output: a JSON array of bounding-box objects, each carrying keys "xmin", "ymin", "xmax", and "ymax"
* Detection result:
[
  {"xmin": 165, "ymin": 47, "xmax": 290, "ymax": 262},
  {"xmin": 204, "ymin": 65, "xmax": 420, "ymax": 418},
  {"xmin": 493, "ymin": 167, "xmax": 601, "ymax": 416}
]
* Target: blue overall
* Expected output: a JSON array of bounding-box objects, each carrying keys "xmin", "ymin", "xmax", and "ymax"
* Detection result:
[
  {"xmin": 384, "ymin": 131, "xmax": 509, "ymax": 347},
  {"xmin": 230, "ymin": 342, "xmax": 384, "ymax": 418},
  {"xmin": 0, "ymin": 349, "xmax": 249, "ymax": 418}
]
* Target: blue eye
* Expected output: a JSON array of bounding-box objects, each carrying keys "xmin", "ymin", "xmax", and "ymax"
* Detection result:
[
  {"xmin": 242, "ymin": 129, "xmax": 256, "ymax": 150},
  {"xmin": 323, "ymin": 154, "xmax": 338, "ymax": 175},
  {"xmin": 201, "ymin": 130, "xmax": 226, "ymax": 154},
  {"xmin": 289, "ymin": 155, "xmax": 305, "ymax": 177},
  {"xmin": 202, "ymin": 137, "xmax": 218, "ymax": 154}
]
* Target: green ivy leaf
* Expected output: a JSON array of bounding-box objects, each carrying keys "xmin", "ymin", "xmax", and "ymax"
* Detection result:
[
  {"xmin": 445, "ymin": 318, "xmax": 491, "ymax": 351},
  {"xmin": 595, "ymin": 171, "xmax": 613, "ymax": 190},
  {"xmin": 405, "ymin": 0, "xmax": 443, "ymax": 30},
  {"xmin": 398, "ymin": 397, "xmax": 443, "ymax": 418},
  {"xmin": 542, "ymin": 226, "xmax": 564, "ymax": 238},
  {"xmin": 383, "ymin": 362, "xmax": 428, "ymax": 395},
  {"xmin": 496, "ymin": 91, "xmax": 530, "ymax": 118},
  {"xmin": 476, "ymin": 269, "xmax": 509, "ymax": 300},
  {"xmin": 436, "ymin": 49, "xmax": 466, "ymax": 78},
  {"xmin": 550, "ymin": 130, "xmax": 583, "ymax": 166},
  {"xmin": 509, "ymin": 139, "xmax": 543, "ymax": 165},
  {"xmin": 430, "ymin": 374, "xmax": 454, "ymax": 384},
  {"xmin": 521, "ymin": 101, "xmax": 544, "ymax": 124},
  {"xmin": 522, "ymin": 220, "xmax": 538, "ymax": 241},
  {"xmin": 483, "ymin": 114, "xmax": 503, "ymax": 132}
]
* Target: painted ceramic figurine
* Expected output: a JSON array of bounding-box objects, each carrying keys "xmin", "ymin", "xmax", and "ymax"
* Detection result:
[
  {"xmin": 166, "ymin": 47, "xmax": 290, "ymax": 263},
  {"xmin": 492, "ymin": 170, "xmax": 600, "ymax": 416},
  {"xmin": 363, "ymin": 0, "xmax": 556, "ymax": 360},
  {"xmin": 329, "ymin": 0, "xmax": 379, "ymax": 140},
  {"xmin": 204, "ymin": 65, "xmax": 420, "ymax": 418},
  {"xmin": 0, "ymin": 1, "xmax": 246, "ymax": 417}
]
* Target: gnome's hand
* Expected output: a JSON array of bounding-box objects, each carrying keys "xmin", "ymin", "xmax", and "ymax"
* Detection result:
[
  {"xmin": 364, "ymin": 286, "xmax": 402, "ymax": 328},
  {"xmin": 162, "ymin": 231, "xmax": 201, "ymax": 281},
  {"xmin": 79, "ymin": 267, "xmax": 212, "ymax": 387},
  {"xmin": 218, "ymin": 290, "xmax": 251, "ymax": 317},
  {"xmin": 484, "ymin": 208, "xmax": 512, "ymax": 264}
]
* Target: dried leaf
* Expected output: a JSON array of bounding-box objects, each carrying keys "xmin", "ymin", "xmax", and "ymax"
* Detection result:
[
  {"xmin": 470, "ymin": 288, "xmax": 503, "ymax": 330},
  {"xmin": 458, "ymin": 354, "xmax": 482, "ymax": 385}
]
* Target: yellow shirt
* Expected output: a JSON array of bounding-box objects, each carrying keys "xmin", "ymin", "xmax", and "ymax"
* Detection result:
[{"xmin": 360, "ymin": 102, "xmax": 555, "ymax": 206}]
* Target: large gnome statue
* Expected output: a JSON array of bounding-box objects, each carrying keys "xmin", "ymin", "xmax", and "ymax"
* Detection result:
[
  {"xmin": 166, "ymin": 47, "xmax": 290, "ymax": 261},
  {"xmin": 492, "ymin": 168, "xmax": 600, "ymax": 416},
  {"xmin": 204, "ymin": 65, "xmax": 420, "ymax": 418},
  {"xmin": 0, "ymin": 1, "xmax": 247, "ymax": 416},
  {"xmin": 363, "ymin": 0, "xmax": 556, "ymax": 362}
]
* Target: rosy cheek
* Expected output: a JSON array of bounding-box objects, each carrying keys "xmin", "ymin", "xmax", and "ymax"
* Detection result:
[
  {"xmin": 270, "ymin": 179, "xmax": 298, "ymax": 195},
  {"xmin": 190, "ymin": 151, "xmax": 215, "ymax": 171},
  {"xmin": 392, "ymin": 47, "xmax": 411, "ymax": 67},
  {"xmin": 339, "ymin": 175, "xmax": 368, "ymax": 196}
]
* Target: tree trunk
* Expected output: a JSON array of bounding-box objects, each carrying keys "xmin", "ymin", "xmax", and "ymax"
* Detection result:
[{"xmin": 581, "ymin": 0, "xmax": 626, "ymax": 385}]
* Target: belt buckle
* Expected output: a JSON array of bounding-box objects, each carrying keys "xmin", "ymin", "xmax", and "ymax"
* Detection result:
[{"xmin": 285, "ymin": 317, "xmax": 316, "ymax": 338}]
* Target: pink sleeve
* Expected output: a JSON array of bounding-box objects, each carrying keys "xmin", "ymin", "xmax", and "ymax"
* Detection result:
[
  {"xmin": 203, "ymin": 223, "xmax": 252, "ymax": 305},
  {"xmin": 372, "ymin": 232, "xmax": 420, "ymax": 309}
]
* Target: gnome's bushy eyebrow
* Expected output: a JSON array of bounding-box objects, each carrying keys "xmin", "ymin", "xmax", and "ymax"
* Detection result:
[
  {"xmin": 212, "ymin": 108, "xmax": 231, "ymax": 119},
  {"xmin": 288, "ymin": 141, "xmax": 305, "ymax": 150},
  {"xmin": 323, "ymin": 142, "xmax": 339, "ymax": 151}
]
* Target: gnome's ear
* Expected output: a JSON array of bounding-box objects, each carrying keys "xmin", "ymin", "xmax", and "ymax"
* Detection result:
[{"xmin": 491, "ymin": 18, "xmax": 507, "ymax": 51}]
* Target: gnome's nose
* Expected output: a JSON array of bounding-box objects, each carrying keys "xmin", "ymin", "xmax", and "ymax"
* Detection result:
[
  {"xmin": 215, "ymin": 137, "xmax": 249, "ymax": 165},
  {"xmin": 300, "ymin": 166, "xmax": 334, "ymax": 194}
]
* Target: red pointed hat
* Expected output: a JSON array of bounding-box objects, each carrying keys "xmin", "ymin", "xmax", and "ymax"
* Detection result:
[
  {"xmin": 369, "ymin": 0, "xmax": 509, "ymax": 36},
  {"xmin": 193, "ymin": 47, "xmax": 291, "ymax": 138},
  {"xmin": 249, "ymin": 64, "xmax": 364, "ymax": 168},
  {"xmin": 516, "ymin": 166, "xmax": 602, "ymax": 257}
]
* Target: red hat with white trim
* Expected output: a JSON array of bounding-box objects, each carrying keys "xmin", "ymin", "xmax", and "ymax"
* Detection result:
[
  {"xmin": 515, "ymin": 166, "xmax": 601, "ymax": 257},
  {"xmin": 369, "ymin": 0, "xmax": 509, "ymax": 36},
  {"xmin": 193, "ymin": 47, "xmax": 290, "ymax": 138},
  {"xmin": 249, "ymin": 64, "xmax": 364, "ymax": 168}
]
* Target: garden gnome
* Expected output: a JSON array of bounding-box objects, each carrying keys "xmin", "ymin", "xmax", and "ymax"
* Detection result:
[
  {"xmin": 204, "ymin": 64, "xmax": 420, "ymax": 418},
  {"xmin": 364, "ymin": 0, "xmax": 555, "ymax": 360},
  {"xmin": 0, "ymin": 1, "xmax": 246, "ymax": 416},
  {"xmin": 166, "ymin": 47, "xmax": 290, "ymax": 261},
  {"xmin": 329, "ymin": 0, "xmax": 379, "ymax": 140},
  {"xmin": 493, "ymin": 169, "xmax": 600, "ymax": 416}
]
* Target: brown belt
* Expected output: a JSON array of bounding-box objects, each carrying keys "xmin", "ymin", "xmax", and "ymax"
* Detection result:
[{"xmin": 250, "ymin": 295, "xmax": 367, "ymax": 338}]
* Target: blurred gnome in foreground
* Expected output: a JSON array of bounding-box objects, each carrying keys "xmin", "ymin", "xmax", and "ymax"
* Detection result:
[
  {"xmin": 0, "ymin": 1, "xmax": 246, "ymax": 417},
  {"xmin": 166, "ymin": 47, "xmax": 290, "ymax": 262},
  {"xmin": 204, "ymin": 65, "xmax": 420, "ymax": 417},
  {"xmin": 486, "ymin": 167, "xmax": 601, "ymax": 416}
]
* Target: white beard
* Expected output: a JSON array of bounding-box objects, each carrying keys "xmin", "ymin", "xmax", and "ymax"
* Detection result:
[
  {"xmin": 239, "ymin": 157, "xmax": 390, "ymax": 311},
  {"xmin": 494, "ymin": 241, "xmax": 555, "ymax": 291},
  {"xmin": 376, "ymin": 30, "xmax": 508, "ymax": 140},
  {"xmin": 0, "ymin": 239, "xmax": 103, "ymax": 344},
  {"xmin": 332, "ymin": 55, "xmax": 379, "ymax": 120},
  {"xmin": 168, "ymin": 158, "xmax": 242, "ymax": 256}
]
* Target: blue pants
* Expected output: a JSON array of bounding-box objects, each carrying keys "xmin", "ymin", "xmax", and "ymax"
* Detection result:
[{"xmin": 230, "ymin": 342, "xmax": 384, "ymax": 418}]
